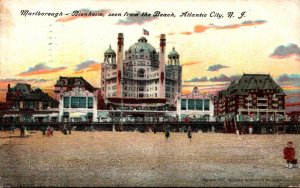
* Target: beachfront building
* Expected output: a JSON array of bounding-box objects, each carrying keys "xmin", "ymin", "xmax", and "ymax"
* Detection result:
[
  {"xmin": 3, "ymin": 83, "xmax": 59, "ymax": 122},
  {"xmin": 100, "ymin": 33, "xmax": 182, "ymax": 119},
  {"xmin": 214, "ymin": 74, "xmax": 286, "ymax": 121},
  {"xmin": 177, "ymin": 87, "xmax": 214, "ymax": 122},
  {"xmin": 54, "ymin": 77, "xmax": 98, "ymax": 122}
]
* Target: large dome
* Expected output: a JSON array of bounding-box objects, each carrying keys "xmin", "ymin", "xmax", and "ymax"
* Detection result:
[{"xmin": 127, "ymin": 37, "xmax": 156, "ymax": 53}]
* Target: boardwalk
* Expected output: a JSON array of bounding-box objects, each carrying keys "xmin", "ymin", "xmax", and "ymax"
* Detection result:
[{"xmin": 0, "ymin": 131, "xmax": 299, "ymax": 187}]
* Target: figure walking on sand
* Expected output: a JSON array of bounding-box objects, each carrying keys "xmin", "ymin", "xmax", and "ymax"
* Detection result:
[
  {"xmin": 46, "ymin": 126, "xmax": 52, "ymax": 137},
  {"xmin": 41, "ymin": 127, "xmax": 46, "ymax": 137},
  {"xmin": 20, "ymin": 125, "xmax": 25, "ymax": 137},
  {"xmin": 187, "ymin": 126, "xmax": 192, "ymax": 142},
  {"xmin": 9, "ymin": 124, "xmax": 15, "ymax": 134},
  {"xmin": 283, "ymin": 141, "xmax": 296, "ymax": 169},
  {"xmin": 165, "ymin": 129, "xmax": 170, "ymax": 141}
]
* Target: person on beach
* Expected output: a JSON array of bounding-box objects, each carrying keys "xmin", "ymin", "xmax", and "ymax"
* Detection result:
[
  {"xmin": 41, "ymin": 127, "xmax": 46, "ymax": 137},
  {"xmin": 50, "ymin": 127, "xmax": 54, "ymax": 136},
  {"xmin": 20, "ymin": 125, "xmax": 25, "ymax": 137},
  {"xmin": 187, "ymin": 126, "xmax": 192, "ymax": 142},
  {"xmin": 153, "ymin": 125, "xmax": 157, "ymax": 134},
  {"xmin": 165, "ymin": 128, "xmax": 170, "ymax": 141},
  {"xmin": 249, "ymin": 125, "xmax": 253, "ymax": 135},
  {"xmin": 46, "ymin": 126, "xmax": 51, "ymax": 137},
  {"xmin": 9, "ymin": 124, "xmax": 15, "ymax": 134},
  {"xmin": 211, "ymin": 125, "xmax": 215, "ymax": 133},
  {"xmin": 283, "ymin": 141, "xmax": 295, "ymax": 169},
  {"xmin": 185, "ymin": 115, "xmax": 190, "ymax": 123},
  {"xmin": 68, "ymin": 124, "xmax": 72, "ymax": 134}
]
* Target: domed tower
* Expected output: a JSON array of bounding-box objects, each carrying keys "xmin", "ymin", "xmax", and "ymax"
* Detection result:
[
  {"xmin": 104, "ymin": 45, "xmax": 116, "ymax": 64},
  {"xmin": 165, "ymin": 46, "xmax": 182, "ymax": 109},
  {"xmin": 168, "ymin": 47, "xmax": 180, "ymax": 65}
]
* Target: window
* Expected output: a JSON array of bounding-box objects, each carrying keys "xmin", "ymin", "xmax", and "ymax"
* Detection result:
[
  {"xmin": 137, "ymin": 69, "xmax": 145, "ymax": 78},
  {"xmin": 188, "ymin": 99, "xmax": 195, "ymax": 110},
  {"xmin": 204, "ymin": 99, "xmax": 210, "ymax": 111},
  {"xmin": 71, "ymin": 97, "xmax": 79, "ymax": 108},
  {"xmin": 71, "ymin": 97, "xmax": 86, "ymax": 108},
  {"xmin": 63, "ymin": 97, "xmax": 69, "ymax": 108},
  {"xmin": 181, "ymin": 99, "xmax": 187, "ymax": 110},
  {"xmin": 79, "ymin": 97, "xmax": 86, "ymax": 108},
  {"xmin": 88, "ymin": 97, "xmax": 93, "ymax": 109},
  {"xmin": 196, "ymin": 99, "xmax": 203, "ymax": 110}
]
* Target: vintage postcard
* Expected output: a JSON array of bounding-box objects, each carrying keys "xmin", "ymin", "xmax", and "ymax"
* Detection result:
[{"xmin": 0, "ymin": 0, "xmax": 300, "ymax": 187}]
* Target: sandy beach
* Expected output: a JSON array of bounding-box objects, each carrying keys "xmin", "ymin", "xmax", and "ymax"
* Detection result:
[{"xmin": 0, "ymin": 130, "xmax": 299, "ymax": 187}]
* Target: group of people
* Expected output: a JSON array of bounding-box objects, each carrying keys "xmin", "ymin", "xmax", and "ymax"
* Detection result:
[
  {"xmin": 165, "ymin": 126, "xmax": 192, "ymax": 142},
  {"xmin": 41, "ymin": 126, "xmax": 54, "ymax": 137},
  {"xmin": 62, "ymin": 124, "xmax": 72, "ymax": 135},
  {"xmin": 8, "ymin": 125, "xmax": 28, "ymax": 137}
]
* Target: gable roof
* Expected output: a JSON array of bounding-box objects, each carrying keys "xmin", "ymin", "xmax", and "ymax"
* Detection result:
[
  {"xmin": 217, "ymin": 74, "xmax": 285, "ymax": 97},
  {"xmin": 55, "ymin": 76, "xmax": 97, "ymax": 92}
]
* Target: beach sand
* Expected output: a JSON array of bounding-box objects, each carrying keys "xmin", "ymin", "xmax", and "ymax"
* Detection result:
[{"xmin": 0, "ymin": 130, "xmax": 299, "ymax": 187}]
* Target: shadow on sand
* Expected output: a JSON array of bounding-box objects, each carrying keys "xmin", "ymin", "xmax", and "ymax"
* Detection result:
[{"xmin": 0, "ymin": 135, "xmax": 32, "ymax": 139}]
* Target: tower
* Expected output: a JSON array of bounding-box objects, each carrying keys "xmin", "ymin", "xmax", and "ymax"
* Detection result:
[
  {"xmin": 104, "ymin": 45, "xmax": 116, "ymax": 64},
  {"xmin": 168, "ymin": 47, "xmax": 180, "ymax": 65},
  {"xmin": 159, "ymin": 34, "xmax": 166, "ymax": 98},
  {"xmin": 116, "ymin": 33, "xmax": 124, "ymax": 97},
  {"xmin": 166, "ymin": 46, "xmax": 182, "ymax": 107}
]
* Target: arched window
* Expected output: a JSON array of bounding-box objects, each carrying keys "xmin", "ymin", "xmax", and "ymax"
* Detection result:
[{"xmin": 137, "ymin": 69, "xmax": 145, "ymax": 78}]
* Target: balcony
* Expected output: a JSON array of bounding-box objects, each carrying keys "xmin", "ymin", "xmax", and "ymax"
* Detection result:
[
  {"xmin": 257, "ymin": 103, "xmax": 268, "ymax": 106},
  {"xmin": 258, "ymin": 97, "xmax": 267, "ymax": 101}
]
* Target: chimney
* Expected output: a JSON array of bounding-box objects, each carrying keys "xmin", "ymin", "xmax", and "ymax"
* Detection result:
[
  {"xmin": 117, "ymin": 33, "xmax": 124, "ymax": 52},
  {"xmin": 159, "ymin": 34, "xmax": 166, "ymax": 99},
  {"xmin": 160, "ymin": 34, "xmax": 166, "ymax": 53},
  {"xmin": 116, "ymin": 33, "xmax": 124, "ymax": 97}
]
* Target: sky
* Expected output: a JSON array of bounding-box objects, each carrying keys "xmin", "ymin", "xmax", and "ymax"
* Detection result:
[{"xmin": 0, "ymin": 0, "xmax": 300, "ymax": 112}]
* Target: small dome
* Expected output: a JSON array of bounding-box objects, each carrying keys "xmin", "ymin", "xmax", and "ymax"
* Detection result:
[
  {"xmin": 104, "ymin": 45, "xmax": 116, "ymax": 55},
  {"xmin": 168, "ymin": 47, "xmax": 179, "ymax": 57},
  {"xmin": 127, "ymin": 36, "xmax": 156, "ymax": 53}
]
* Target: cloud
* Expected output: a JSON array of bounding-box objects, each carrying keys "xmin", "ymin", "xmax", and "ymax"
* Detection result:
[
  {"xmin": 270, "ymin": 44, "xmax": 300, "ymax": 61},
  {"xmin": 277, "ymin": 74, "xmax": 300, "ymax": 83},
  {"xmin": 74, "ymin": 60, "xmax": 99, "ymax": 74},
  {"xmin": 180, "ymin": 31, "xmax": 193, "ymax": 35},
  {"xmin": 178, "ymin": 20, "xmax": 266, "ymax": 36},
  {"xmin": 194, "ymin": 24, "xmax": 209, "ymax": 33},
  {"xmin": 116, "ymin": 11, "xmax": 158, "ymax": 25},
  {"xmin": 214, "ymin": 20, "xmax": 266, "ymax": 30},
  {"xmin": 209, "ymin": 74, "xmax": 242, "ymax": 82},
  {"xmin": 56, "ymin": 9, "xmax": 110, "ymax": 22},
  {"xmin": 18, "ymin": 63, "xmax": 67, "ymax": 76},
  {"xmin": 209, "ymin": 74, "xmax": 231, "ymax": 82},
  {"xmin": 185, "ymin": 76, "xmax": 208, "ymax": 82},
  {"xmin": 207, "ymin": 64, "xmax": 229, "ymax": 71},
  {"xmin": 0, "ymin": 78, "xmax": 49, "ymax": 83},
  {"xmin": 181, "ymin": 61, "xmax": 201, "ymax": 66}
]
